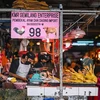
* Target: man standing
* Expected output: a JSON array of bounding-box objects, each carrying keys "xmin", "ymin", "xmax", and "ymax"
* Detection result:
[{"xmin": 9, "ymin": 52, "xmax": 35, "ymax": 81}]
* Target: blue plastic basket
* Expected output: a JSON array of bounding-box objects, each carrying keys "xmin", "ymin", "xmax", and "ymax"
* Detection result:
[{"xmin": 43, "ymin": 98, "xmax": 54, "ymax": 100}]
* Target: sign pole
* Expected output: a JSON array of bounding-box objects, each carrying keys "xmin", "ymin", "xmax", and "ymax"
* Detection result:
[{"xmin": 59, "ymin": 10, "xmax": 64, "ymax": 100}]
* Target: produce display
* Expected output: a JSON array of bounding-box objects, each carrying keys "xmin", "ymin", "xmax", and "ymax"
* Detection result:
[
  {"xmin": 63, "ymin": 65, "xmax": 97, "ymax": 84},
  {"xmin": 29, "ymin": 71, "xmax": 60, "ymax": 83},
  {"xmin": 7, "ymin": 65, "xmax": 97, "ymax": 85},
  {"xmin": 7, "ymin": 77, "xmax": 17, "ymax": 83}
]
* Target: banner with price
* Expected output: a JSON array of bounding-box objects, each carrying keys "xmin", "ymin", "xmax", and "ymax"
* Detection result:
[{"xmin": 11, "ymin": 11, "xmax": 59, "ymax": 39}]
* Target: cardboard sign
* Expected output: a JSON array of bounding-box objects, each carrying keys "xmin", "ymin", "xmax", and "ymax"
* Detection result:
[{"xmin": 11, "ymin": 11, "xmax": 59, "ymax": 39}]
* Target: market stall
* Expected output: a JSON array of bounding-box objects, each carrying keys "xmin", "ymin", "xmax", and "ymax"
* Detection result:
[{"xmin": 0, "ymin": 8, "xmax": 100, "ymax": 100}]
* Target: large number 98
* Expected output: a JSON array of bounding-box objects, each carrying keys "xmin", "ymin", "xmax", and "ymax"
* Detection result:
[{"xmin": 29, "ymin": 28, "xmax": 41, "ymax": 37}]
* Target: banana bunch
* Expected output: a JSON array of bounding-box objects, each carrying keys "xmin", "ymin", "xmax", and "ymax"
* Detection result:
[
  {"xmin": 63, "ymin": 68, "xmax": 84, "ymax": 83},
  {"xmin": 84, "ymin": 65, "xmax": 97, "ymax": 83},
  {"xmin": 68, "ymin": 68, "xmax": 85, "ymax": 83},
  {"xmin": 10, "ymin": 77, "xmax": 17, "ymax": 83},
  {"xmin": 63, "ymin": 64, "xmax": 97, "ymax": 84}
]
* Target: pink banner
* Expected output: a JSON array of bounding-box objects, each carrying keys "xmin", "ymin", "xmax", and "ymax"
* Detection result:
[{"xmin": 11, "ymin": 11, "xmax": 59, "ymax": 39}]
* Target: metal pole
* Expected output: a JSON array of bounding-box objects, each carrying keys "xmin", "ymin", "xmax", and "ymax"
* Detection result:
[
  {"xmin": 0, "ymin": 18, "xmax": 10, "ymax": 20},
  {"xmin": 62, "ymin": 10, "xmax": 100, "ymax": 13},
  {"xmin": 63, "ymin": 12, "xmax": 96, "ymax": 15},
  {"xmin": 0, "ymin": 9, "xmax": 100, "ymax": 13},
  {"xmin": 59, "ymin": 10, "xmax": 64, "ymax": 100}
]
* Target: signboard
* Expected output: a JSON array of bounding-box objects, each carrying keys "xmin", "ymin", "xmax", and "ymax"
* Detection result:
[{"xmin": 11, "ymin": 11, "xmax": 59, "ymax": 39}]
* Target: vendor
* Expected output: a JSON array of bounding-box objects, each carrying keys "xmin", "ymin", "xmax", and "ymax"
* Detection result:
[
  {"xmin": 34, "ymin": 53, "xmax": 48, "ymax": 70},
  {"xmin": 33, "ymin": 53, "xmax": 55, "ymax": 74},
  {"xmin": 46, "ymin": 53, "xmax": 55, "ymax": 73},
  {"xmin": 9, "ymin": 52, "xmax": 35, "ymax": 81}
]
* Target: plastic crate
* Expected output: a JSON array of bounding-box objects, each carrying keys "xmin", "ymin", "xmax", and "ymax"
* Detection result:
[{"xmin": 43, "ymin": 98, "xmax": 54, "ymax": 100}]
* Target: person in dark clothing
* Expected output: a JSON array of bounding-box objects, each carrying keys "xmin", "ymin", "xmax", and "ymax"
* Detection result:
[
  {"xmin": 46, "ymin": 53, "xmax": 55, "ymax": 73},
  {"xmin": 5, "ymin": 49, "xmax": 12, "ymax": 59},
  {"xmin": 9, "ymin": 58, "xmax": 19, "ymax": 74},
  {"xmin": 31, "ymin": 53, "xmax": 55, "ymax": 81},
  {"xmin": 34, "ymin": 53, "xmax": 48, "ymax": 70},
  {"xmin": 9, "ymin": 52, "xmax": 35, "ymax": 79},
  {"xmin": 12, "ymin": 51, "xmax": 19, "ymax": 60},
  {"xmin": 34, "ymin": 53, "xmax": 54, "ymax": 73}
]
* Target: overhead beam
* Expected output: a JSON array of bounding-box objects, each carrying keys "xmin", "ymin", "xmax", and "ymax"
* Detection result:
[{"xmin": 86, "ymin": 29, "xmax": 100, "ymax": 33}]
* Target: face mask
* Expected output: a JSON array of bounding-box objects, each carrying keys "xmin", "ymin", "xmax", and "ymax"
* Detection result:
[
  {"xmin": 42, "ymin": 62, "xmax": 47, "ymax": 67},
  {"xmin": 25, "ymin": 61, "xmax": 31, "ymax": 64}
]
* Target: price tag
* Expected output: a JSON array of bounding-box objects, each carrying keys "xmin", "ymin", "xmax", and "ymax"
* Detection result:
[{"xmin": 29, "ymin": 28, "xmax": 41, "ymax": 37}]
